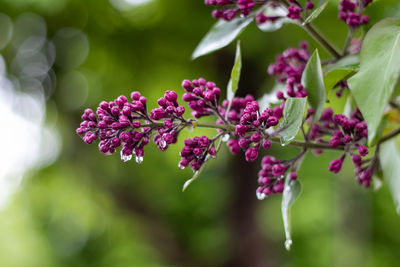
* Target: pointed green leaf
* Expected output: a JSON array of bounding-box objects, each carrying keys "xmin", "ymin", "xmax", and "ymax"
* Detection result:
[
  {"xmin": 348, "ymin": 18, "xmax": 400, "ymax": 144},
  {"xmin": 282, "ymin": 176, "xmax": 302, "ymax": 250},
  {"xmin": 278, "ymin": 97, "xmax": 307, "ymax": 145},
  {"xmin": 191, "ymin": 16, "xmax": 253, "ymax": 59},
  {"xmin": 227, "ymin": 41, "xmax": 242, "ymax": 101},
  {"xmin": 301, "ymin": 50, "xmax": 326, "ymax": 121},
  {"xmin": 379, "ymin": 139, "xmax": 400, "ymax": 214},
  {"xmin": 302, "ymin": 0, "xmax": 330, "ymax": 25}
]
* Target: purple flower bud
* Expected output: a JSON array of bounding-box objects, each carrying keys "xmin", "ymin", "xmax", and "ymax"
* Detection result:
[
  {"xmin": 272, "ymin": 164, "xmax": 287, "ymax": 176},
  {"xmin": 157, "ymin": 97, "xmax": 167, "ymax": 107},
  {"xmin": 235, "ymin": 125, "xmax": 249, "ymax": 136},
  {"xmin": 139, "ymin": 96, "xmax": 147, "ymax": 105},
  {"xmin": 209, "ymin": 147, "xmax": 217, "ymax": 157},
  {"xmin": 306, "ymin": 1, "xmax": 314, "ymax": 9},
  {"xmin": 130, "ymin": 91, "xmax": 141, "ymax": 100},
  {"xmin": 227, "ymin": 139, "xmax": 241, "ymax": 154},
  {"xmin": 262, "ymin": 140, "xmax": 271, "ymax": 150},
  {"xmin": 165, "ymin": 90, "xmax": 178, "ymax": 102},
  {"xmin": 250, "ymin": 132, "xmax": 261, "ymax": 143},
  {"xmin": 164, "ymin": 120, "xmax": 173, "ymax": 128},
  {"xmin": 289, "ymin": 172, "xmax": 298, "ymax": 180},
  {"xmin": 100, "ymin": 101, "xmax": 110, "ymax": 111},
  {"xmin": 329, "ymin": 136, "xmax": 342, "ymax": 148},
  {"xmin": 273, "ymin": 183, "xmax": 284, "ymax": 193},
  {"xmin": 203, "ymin": 91, "xmax": 215, "ymax": 101},
  {"xmin": 163, "ymin": 133, "xmax": 174, "ymax": 144},
  {"xmin": 176, "ymin": 106, "xmax": 185, "ymax": 116},
  {"xmin": 132, "ymin": 121, "xmax": 141, "ymax": 128},
  {"xmin": 182, "ymin": 80, "xmax": 193, "ymax": 91},
  {"xmin": 111, "ymin": 106, "xmax": 120, "ymax": 116},
  {"xmin": 245, "ymin": 147, "xmax": 259, "ymax": 162},
  {"xmin": 358, "ymin": 145, "xmax": 369, "ymax": 156},
  {"xmin": 351, "ymin": 154, "xmax": 362, "ymax": 166},
  {"xmin": 328, "ymin": 158, "xmax": 343, "ymax": 173},
  {"xmin": 343, "ymin": 135, "xmax": 352, "ymax": 143},
  {"xmin": 135, "ymin": 147, "xmax": 144, "ymax": 157},
  {"xmin": 239, "ymin": 138, "xmax": 251, "ymax": 149},
  {"xmin": 132, "ymin": 101, "xmax": 144, "ymax": 112},
  {"xmin": 266, "ymin": 116, "xmax": 279, "ymax": 127}
]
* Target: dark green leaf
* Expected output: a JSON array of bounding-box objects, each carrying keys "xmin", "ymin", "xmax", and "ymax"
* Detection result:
[
  {"xmin": 278, "ymin": 97, "xmax": 307, "ymax": 145},
  {"xmin": 302, "ymin": 0, "xmax": 330, "ymax": 25},
  {"xmin": 191, "ymin": 16, "xmax": 253, "ymax": 59},
  {"xmin": 227, "ymin": 41, "xmax": 242, "ymax": 101},
  {"xmin": 301, "ymin": 49, "xmax": 326, "ymax": 121},
  {"xmin": 257, "ymin": 5, "xmax": 294, "ymax": 32},
  {"xmin": 348, "ymin": 18, "xmax": 400, "ymax": 144},
  {"xmin": 379, "ymin": 139, "xmax": 400, "ymax": 214},
  {"xmin": 282, "ymin": 177, "xmax": 302, "ymax": 250}
]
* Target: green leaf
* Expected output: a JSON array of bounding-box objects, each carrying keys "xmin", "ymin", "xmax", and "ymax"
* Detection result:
[
  {"xmin": 191, "ymin": 16, "xmax": 253, "ymax": 60},
  {"xmin": 325, "ymin": 53, "xmax": 360, "ymax": 73},
  {"xmin": 379, "ymin": 139, "xmax": 400, "ymax": 214},
  {"xmin": 348, "ymin": 18, "xmax": 400, "ymax": 144},
  {"xmin": 257, "ymin": 5, "xmax": 294, "ymax": 32},
  {"xmin": 227, "ymin": 41, "xmax": 242, "ymax": 101},
  {"xmin": 301, "ymin": 50, "xmax": 326, "ymax": 121},
  {"xmin": 302, "ymin": 0, "xmax": 330, "ymax": 25},
  {"xmin": 324, "ymin": 68, "xmax": 357, "ymax": 93},
  {"xmin": 369, "ymin": 114, "xmax": 389, "ymax": 146},
  {"xmin": 324, "ymin": 54, "xmax": 359, "ymax": 92},
  {"xmin": 281, "ymin": 177, "xmax": 302, "ymax": 250},
  {"xmin": 278, "ymin": 97, "xmax": 307, "ymax": 145}
]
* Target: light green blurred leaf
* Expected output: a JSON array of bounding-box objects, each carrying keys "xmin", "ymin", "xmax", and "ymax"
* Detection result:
[
  {"xmin": 227, "ymin": 41, "xmax": 242, "ymax": 101},
  {"xmin": 302, "ymin": 0, "xmax": 330, "ymax": 25},
  {"xmin": 379, "ymin": 139, "xmax": 400, "ymax": 214},
  {"xmin": 282, "ymin": 176, "xmax": 302, "ymax": 250},
  {"xmin": 192, "ymin": 16, "xmax": 253, "ymax": 59},
  {"xmin": 301, "ymin": 50, "xmax": 325, "ymax": 121},
  {"xmin": 348, "ymin": 18, "xmax": 400, "ymax": 144},
  {"xmin": 278, "ymin": 97, "xmax": 307, "ymax": 145}
]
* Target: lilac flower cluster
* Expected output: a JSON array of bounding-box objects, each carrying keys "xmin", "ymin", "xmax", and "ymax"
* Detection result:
[
  {"xmin": 235, "ymin": 101, "xmax": 283, "ymax": 162},
  {"xmin": 256, "ymin": 156, "xmax": 298, "ymax": 199},
  {"xmin": 151, "ymin": 91, "xmax": 186, "ymax": 151},
  {"xmin": 76, "ymin": 93, "xmax": 151, "ymax": 163},
  {"xmin": 205, "ymin": 0, "xmax": 256, "ymax": 21},
  {"xmin": 268, "ymin": 42, "xmax": 310, "ymax": 99},
  {"xmin": 338, "ymin": 0, "xmax": 372, "ymax": 28},
  {"xmin": 181, "ymin": 78, "xmax": 221, "ymax": 118},
  {"xmin": 179, "ymin": 136, "xmax": 217, "ymax": 171},
  {"xmin": 205, "ymin": 0, "xmax": 317, "ymax": 24},
  {"xmin": 308, "ymin": 107, "xmax": 372, "ymax": 186}
]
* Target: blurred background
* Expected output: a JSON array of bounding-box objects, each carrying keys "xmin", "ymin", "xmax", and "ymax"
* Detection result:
[{"xmin": 1, "ymin": 0, "xmax": 400, "ymax": 266}]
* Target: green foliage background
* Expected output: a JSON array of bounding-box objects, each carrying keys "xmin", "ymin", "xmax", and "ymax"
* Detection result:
[{"xmin": 1, "ymin": 0, "xmax": 400, "ymax": 266}]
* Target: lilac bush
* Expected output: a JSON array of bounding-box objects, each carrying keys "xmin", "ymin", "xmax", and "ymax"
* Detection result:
[{"xmin": 77, "ymin": 0, "xmax": 400, "ymax": 250}]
